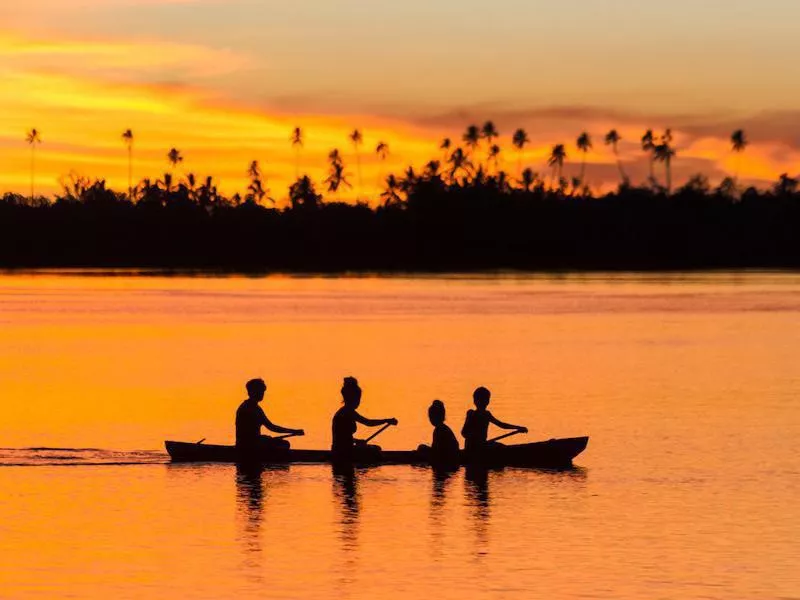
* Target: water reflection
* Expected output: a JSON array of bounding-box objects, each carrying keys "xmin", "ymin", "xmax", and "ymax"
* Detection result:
[
  {"xmin": 236, "ymin": 464, "xmax": 266, "ymax": 554},
  {"xmin": 429, "ymin": 467, "xmax": 456, "ymax": 561},
  {"xmin": 332, "ymin": 465, "xmax": 361, "ymax": 588},
  {"xmin": 235, "ymin": 464, "xmax": 289, "ymax": 560},
  {"xmin": 332, "ymin": 465, "xmax": 361, "ymax": 552},
  {"xmin": 464, "ymin": 467, "xmax": 492, "ymax": 559}
]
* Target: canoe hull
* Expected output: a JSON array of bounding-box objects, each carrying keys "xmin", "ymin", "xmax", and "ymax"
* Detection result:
[{"xmin": 165, "ymin": 437, "xmax": 588, "ymax": 469}]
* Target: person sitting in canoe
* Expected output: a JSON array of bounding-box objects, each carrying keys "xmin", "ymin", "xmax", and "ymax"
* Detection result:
[
  {"xmin": 417, "ymin": 399, "xmax": 461, "ymax": 469},
  {"xmin": 461, "ymin": 387, "xmax": 527, "ymax": 458},
  {"xmin": 331, "ymin": 376, "xmax": 398, "ymax": 462},
  {"xmin": 236, "ymin": 378, "xmax": 305, "ymax": 453}
]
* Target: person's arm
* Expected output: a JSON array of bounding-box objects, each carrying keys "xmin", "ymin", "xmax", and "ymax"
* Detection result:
[
  {"xmin": 488, "ymin": 412, "xmax": 528, "ymax": 433},
  {"xmin": 261, "ymin": 409, "xmax": 304, "ymax": 436},
  {"xmin": 354, "ymin": 411, "xmax": 397, "ymax": 427}
]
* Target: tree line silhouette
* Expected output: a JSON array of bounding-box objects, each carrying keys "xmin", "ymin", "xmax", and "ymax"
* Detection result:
[{"xmin": 2, "ymin": 123, "xmax": 799, "ymax": 270}]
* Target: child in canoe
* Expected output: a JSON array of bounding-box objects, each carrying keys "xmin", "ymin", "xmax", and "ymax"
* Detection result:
[
  {"xmin": 417, "ymin": 400, "xmax": 461, "ymax": 469},
  {"xmin": 461, "ymin": 387, "xmax": 527, "ymax": 456}
]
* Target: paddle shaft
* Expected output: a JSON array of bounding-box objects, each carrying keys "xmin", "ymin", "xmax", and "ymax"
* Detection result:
[
  {"xmin": 364, "ymin": 423, "xmax": 392, "ymax": 444},
  {"xmin": 274, "ymin": 432, "xmax": 301, "ymax": 440},
  {"xmin": 488, "ymin": 429, "xmax": 524, "ymax": 444}
]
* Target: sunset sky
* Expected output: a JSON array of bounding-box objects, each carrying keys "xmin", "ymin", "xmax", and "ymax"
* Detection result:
[{"xmin": 2, "ymin": 0, "xmax": 800, "ymax": 199}]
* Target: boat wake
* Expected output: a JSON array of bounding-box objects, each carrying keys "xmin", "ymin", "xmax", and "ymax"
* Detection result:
[{"xmin": 0, "ymin": 447, "xmax": 167, "ymax": 467}]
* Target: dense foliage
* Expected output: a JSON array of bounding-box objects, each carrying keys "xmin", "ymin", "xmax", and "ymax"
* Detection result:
[{"xmin": 2, "ymin": 167, "xmax": 799, "ymax": 270}]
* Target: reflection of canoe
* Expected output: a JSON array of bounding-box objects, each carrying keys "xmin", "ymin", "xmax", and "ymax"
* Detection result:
[{"xmin": 165, "ymin": 436, "xmax": 588, "ymax": 469}]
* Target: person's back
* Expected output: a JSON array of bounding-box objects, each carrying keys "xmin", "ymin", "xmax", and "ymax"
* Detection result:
[
  {"xmin": 331, "ymin": 405, "xmax": 356, "ymax": 453},
  {"xmin": 432, "ymin": 422, "xmax": 460, "ymax": 466},
  {"xmin": 461, "ymin": 407, "xmax": 491, "ymax": 453},
  {"xmin": 236, "ymin": 399, "xmax": 266, "ymax": 449},
  {"xmin": 422, "ymin": 400, "xmax": 461, "ymax": 468}
]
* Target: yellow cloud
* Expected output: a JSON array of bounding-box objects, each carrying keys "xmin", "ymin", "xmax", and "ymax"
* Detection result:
[{"xmin": 0, "ymin": 30, "xmax": 251, "ymax": 77}]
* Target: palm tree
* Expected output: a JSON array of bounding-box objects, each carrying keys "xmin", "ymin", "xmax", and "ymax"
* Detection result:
[
  {"xmin": 482, "ymin": 121, "xmax": 499, "ymax": 167},
  {"xmin": 26, "ymin": 128, "xmax": 42, "ymax": 201},
  {"xmin": 423, "ymin": 160, "xmax": 442, "ymax": 179},
  {"xmin": 325, "ymin": 148, "xmax": 352, "ymax": 195},
  {"xmin": 121, "ymin": 129, "xmax": 134, "ymax": 201},
  {"xmin": 246, "ymin": 160, "xmax": 271, "ymax": 204},
  {"xmin": 167, "ymin": 148, "xmax": 183, "ymax": 174},
  {"xmin": 463, "ymin": 125, "xmax": 481, "ymax": 158},
  {"xmin": 576, "ymin": 132, "xmax": 592, "ymax": 186},
  {"xmin": 447, "ymin": 147, "xmax": 473, "ymax": 184},
  {"xmin": 488, "ymin": 144, "xmax": 501, "ymax": 174},
  {"xmin": 291, "ymin": 127, "xmax": 303, "ymax": 178},
  {"xmin": 547, "ymin": 144, "xmax": 567, "ymax": 187},
  {"xmin": 731, "ymin": 129, "xmax": 748, "ymax": 180},
  {"xmin": 289, "ymin": 175, "xmax": 323, "ymax": 210},
  {"xmin": 520, "ymin": 167, "xmax": 536, "ymax": 192},
  {"xmin": 439, "ymin": 137, "xmax": 452, "ymax": 163},
  {"xmin": 375, "ymin": 141, "xmax": 389, "ymax": 188},
  {"xmin": 604, "ymin": 129, "xmax": 627, "ymax": 185},
  {"xmin": 380, "ymin": 174, "xmax": 403, "ymax": 206},
  {"xmin": 376, "ymin": 141, "xmax": 389, "ymax": 162},
  {"xmin": 654, "ymin": 140, "xmax": 676, "ymax": 193},
  {"xmin": 349, "ymin": 129, "xmax": 363, "ymax": 196},
  {"xmin": 512, "ymin": 128, "xmax": 530, "ymax": 177},
  {"xmin": 641, "ymin": 129, "xmax": 656, "ymax": 185}
]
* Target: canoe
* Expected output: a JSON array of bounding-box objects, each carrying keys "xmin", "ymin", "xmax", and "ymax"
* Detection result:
[{"xmin": 164, "ymin": 436, "xmax": 589, "ymax": 469}]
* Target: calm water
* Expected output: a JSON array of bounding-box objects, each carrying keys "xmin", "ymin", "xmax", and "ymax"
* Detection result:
[{"xmin": 0, "ymin": 272, "xmax": 798, "ymax": 599}]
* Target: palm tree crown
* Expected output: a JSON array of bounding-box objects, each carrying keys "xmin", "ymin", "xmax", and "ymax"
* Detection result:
[
  {"xmin": 349, "ymin": 129, "xmax": 363, "ymax": 148},
  {"xmin": 577, "ymin": 132, "xmax": 593, "ymax": 153},
  {"xmin": 291, "ymin": 127, "xmax": 303, "ymax": 148},
  {"xmin": 731, "ymin": 129, "xmax": 748, "ymax": 181},
  {"xmin": 376, "ymin": 141, "xmax": 389, "ymax": 161},
  {"xmin": 482, "ymin": 121, "xmax": 499, "ymax": 146},
  {"xmin": 122, "ymin": 129, "xmax": 133, "ymax": 147},
  {"xmin": 576, "ymin": 132, "xmax": 593, "ymax": 184},
  {"xmin": 167, "ymin": 148, "xmax": 183, "ymax": 170},
  {"xmin": 548, "ymin": 144, "xmax": 567, "ymax": 167},
  {"xmin": 548, "ymin": 144, "xmax": 567, "ymax": 185},
  {"xmin": 604, "ymin": 129, "xmax": 627, "ymax": 185},
  {"xmin": 512, "ymin": 129, "xmax": 529, "ymax": 152},
  {"xmin": 122, "ymin": 129, "xmax": 134, "ymax": 200},
  {"xmin": 604, "ymin": 129, "xmax": 620, "ymax": 150},
  {"xmin": 731, "ymin": 129, "xmax": 748, "ymax": 153},
  {"xmin": 463, "ymin": 125, "xmax": 481, "ymax": 155},
  {"xmin": 641, "ymin": 130, "xmax": 655, "ymax": 151},
  {"xmin": 654, "ymin": 140, "xmax": 676, "ymax": 192},
  {"xmin": 26, "ymin": 129, "xmax": 42, "ymax": 146},
  {"xmin": 447, "ymin": 147, "xmax": 473, "ymax": 183},
  {"xmin": 350, "ymin": 129, "xmax": 364, "ymax": 196},
  {"xmin": 26, "ymin": 128, "xmax": 42, "ymax": 200}
]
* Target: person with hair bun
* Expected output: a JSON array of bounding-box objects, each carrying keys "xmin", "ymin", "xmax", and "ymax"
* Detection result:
[
  {"xmin": 417, "ymin": 400, "xmax": 461, "ymax": 469},
  {"xmin": 331, "ymin": 377, "xmax": 398, "ymax": 462}
]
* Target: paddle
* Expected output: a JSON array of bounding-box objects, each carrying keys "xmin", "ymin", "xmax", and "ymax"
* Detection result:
[
  {"xmin": 274, "ymin": 431, "xmax": 303, "ymax": 440},
  {"xmin": 488, "ymin": 429, "xmax": 525, "ymax": 444},
  {"xmin": 363, "ymin": 422, "xmax": 394, "ymax": 444}
]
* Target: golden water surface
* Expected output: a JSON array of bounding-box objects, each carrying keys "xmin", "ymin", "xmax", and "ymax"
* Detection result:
[{"xmin": 0, "ymin": 272, "xmax": 798, "ymax": 599}]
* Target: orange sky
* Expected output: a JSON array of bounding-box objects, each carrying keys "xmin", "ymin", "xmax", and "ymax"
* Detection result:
[{"xmin": 2, "ymin": 1, "xmax": 800, "ymax": 200}]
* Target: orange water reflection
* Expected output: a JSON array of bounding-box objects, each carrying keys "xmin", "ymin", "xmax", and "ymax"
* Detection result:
[{"xmin": 0, "ymin": 272, "xmax": 799, "ymax": 598}]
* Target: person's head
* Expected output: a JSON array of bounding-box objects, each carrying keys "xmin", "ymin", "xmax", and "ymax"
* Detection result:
[
  {"xmin": 341, "ymin": 376, "xmax": 362, "ymax": 409},
  {"xmin": 428, "ymin": 399, "xmax": 446, "ymax": 426},
  {"xmin": 246, "ymin": 378, "xmax": 267, "ymax": 402},
  {"xmin": 473, "ymin": 386, "xmax": 491, "ymax": 409}
]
